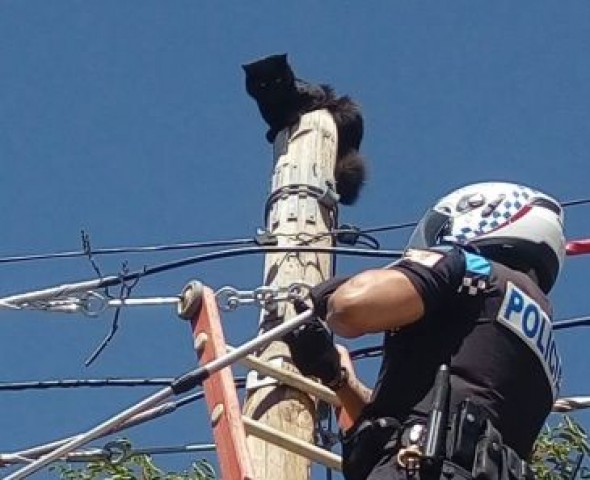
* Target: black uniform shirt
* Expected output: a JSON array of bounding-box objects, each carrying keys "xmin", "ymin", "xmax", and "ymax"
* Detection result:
[{"xmin": 365, "ymin": 245, "xmax": 561, "ymax": 458}]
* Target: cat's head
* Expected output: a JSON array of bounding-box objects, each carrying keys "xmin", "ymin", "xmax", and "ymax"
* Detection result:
[{"xmin": 243, "ymin": 53, "xmax": 295, "ymax": 99}]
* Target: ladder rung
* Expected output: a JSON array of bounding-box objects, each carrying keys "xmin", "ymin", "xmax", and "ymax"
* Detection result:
[
  {"xmin": 242, "ymin": 416, "xmax": 342, "ymax": 472},
  {"xmin": 229, "ymin": 345, "xmax": 341, "ymax": 407}
]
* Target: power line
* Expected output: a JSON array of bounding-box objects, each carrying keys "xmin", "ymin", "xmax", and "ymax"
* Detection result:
[
  {"xmin": 562, "ymin": 198, "xmax": 590, "ymax": 208},
  {"xmin": 0, "ymin": 195, "xmax": 587, "ymax": 267},
  {"xmin": 0, "ymin": 228, "xmax": 389, "ymax": 267},
  {"xmin": 0, "ymin": 378, "xmax": 175, "ymax": 391},
  {"xmin": 554, "ymin": 316, "xmax": 590, "ymax": 330},
  {"xmin": 355, "ymin": 220, "xmax": 417, "ymax": 234},
  {"xmin": 0, "ymin": 440, "xmax": 219, "ymax": 466},
  {"xmin": 348, "ymin": 313, "xmax": 590, "ymax": 361},
  {"xmin": 0, "ymin": 238, "xmax": 258, "ymax": 265}
]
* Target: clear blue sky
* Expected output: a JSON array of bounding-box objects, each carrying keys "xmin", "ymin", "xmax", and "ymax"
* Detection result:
[{"xmin": 1, "ymin": 2, "xmax": 589, "ymax": 478}]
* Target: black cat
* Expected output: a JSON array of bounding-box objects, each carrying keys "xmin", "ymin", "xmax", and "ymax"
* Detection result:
[{"xmin": 243, "ymin": 53, "xmax": 366, "ymax": 205}]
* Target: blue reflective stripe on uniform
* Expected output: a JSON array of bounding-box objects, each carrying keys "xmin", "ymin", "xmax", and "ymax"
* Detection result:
[
  {"xmin": 498, "ymin": 282, "xmax": 561, "ymax": 398},
  {"xmin": 463, "ymin": 251, "xmax": 491, "ymax": 276}
]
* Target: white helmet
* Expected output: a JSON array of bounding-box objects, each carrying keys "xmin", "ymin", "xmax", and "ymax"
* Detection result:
[{"xmin": 407, "ymin": 182, "xmax": 566, "ymax": 293}]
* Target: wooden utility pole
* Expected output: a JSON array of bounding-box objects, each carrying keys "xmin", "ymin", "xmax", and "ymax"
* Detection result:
[{"xmin": 242, "ymin": 110, "xmax": 339, "ymax": 480}]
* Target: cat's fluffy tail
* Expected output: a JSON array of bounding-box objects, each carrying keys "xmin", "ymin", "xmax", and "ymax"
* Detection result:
[
  {"xmin": 325, "ymin": 94, "xmax": 367, "ymax": 205},
  {"xmin": 334, "ymin": 150, "xmax": 366, "ymax": 205}
]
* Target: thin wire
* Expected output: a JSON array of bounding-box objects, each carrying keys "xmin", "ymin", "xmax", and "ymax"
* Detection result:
[
  {"xmin": 0, "ymin": 238, "xmax": 257, "ymax": 265},
  {"xmin": 136, "ymin": 245, "xmax": 403, "ymax": 281},
  {"xmin": 357, "ymin": 220, "xmax": 418, "ymax": 234},
  {"xmin": 3, "ymin": 442, "xmax": 219, "ymax": 465},
  {"xmin": 0, "ymin": 378, "xmax": 175, "ymax": 391},
  {"xmin": 350, "ymin": 345, "xmax": 382, "ymax": 361},
  {"xmin": 84, "ymin": 264, "xmax": 138, "ymax": 366},
  {"xmin": 81, "ymin": 231, "xmax": 104, "ymax": 281},
  {"xmin": 553, "ymin": 316, "xmax": 590, "ymax": 330},
  {"xmin": 562, "ymin": 198, "xmax": 590, "ymax": 207},
  {"xmin": 100, "ymin": 441, "xmax": 219, "ymax": 462},
  {"xmin": 347, "ymin": 312, "xmax": 590, "ymax": 361}
]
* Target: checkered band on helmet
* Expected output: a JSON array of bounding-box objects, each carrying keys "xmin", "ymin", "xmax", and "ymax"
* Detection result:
[{"xmin": 448, "ymin": 186, "xmax": 533, "ymax": 243}]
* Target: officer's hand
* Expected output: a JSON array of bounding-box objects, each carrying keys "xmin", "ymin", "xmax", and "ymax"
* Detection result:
[{"xmin": 283, "ymin": 300, "xmax": 345, "ymax": 390}]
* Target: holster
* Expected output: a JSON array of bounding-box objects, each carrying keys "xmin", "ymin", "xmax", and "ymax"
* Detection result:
[
  {"xmin": 471, "ymin": 420, "xmax": 534, "ymax": 480},
  {"xmin": 341, "ymin": 416, "xmax": 401, "ymax": 480},
  {"xmin": 449, "ymin": 400, "xmax": 534, "ymax": 480}
]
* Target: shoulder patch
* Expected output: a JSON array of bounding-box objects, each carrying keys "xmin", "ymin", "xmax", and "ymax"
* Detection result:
[
  {"xmin": 463, "ymin": 251, "xmax": 491, "ymax": 275},
  {"xmin": 403, "ymin": 248, "xmax": 444, "ymax": 268},
  {"xmin": 457, "ymin": 251, "xmax": 491, "ymax": 296}
]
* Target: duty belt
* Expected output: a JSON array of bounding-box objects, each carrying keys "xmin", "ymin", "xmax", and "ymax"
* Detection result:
[{"xmin": 344, "ymin": 364, "xmax": 535, "ymax": 480}]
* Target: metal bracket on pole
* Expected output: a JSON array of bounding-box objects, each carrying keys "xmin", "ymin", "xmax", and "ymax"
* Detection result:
[{"xmin": 317, "ymin": 181, "xmax": 340, "ymax": 210}]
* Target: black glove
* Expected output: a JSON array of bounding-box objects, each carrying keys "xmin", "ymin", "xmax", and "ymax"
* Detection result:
[
  {"xmin": 283, "ymin": 300, "xmax": 346, "ymax": 390},
  {"xmin": 307, "ymin": 276, "xmax": 350, "ymax": 319}
]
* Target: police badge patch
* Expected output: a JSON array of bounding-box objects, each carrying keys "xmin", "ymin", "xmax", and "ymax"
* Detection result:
[{"xmin": 498, "ymin": 282, "xmax": 561, "ymax": 398}]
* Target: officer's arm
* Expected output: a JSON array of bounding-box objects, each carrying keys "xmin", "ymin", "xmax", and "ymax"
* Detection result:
[
  {"xmin": 332, "ymin": 345, "xmax": 372, "ymax": 425},
  {"xmin": 326, "ymin": 269, "xmax": 424, "ymax": 337}
]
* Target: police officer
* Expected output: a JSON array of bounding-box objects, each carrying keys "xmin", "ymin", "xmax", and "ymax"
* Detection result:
[{"xmin": 285, "ymin": 182, "xmax": 566, "ymax": 480}]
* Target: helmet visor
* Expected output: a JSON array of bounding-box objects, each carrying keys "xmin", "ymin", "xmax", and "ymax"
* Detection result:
[{"xmin": 406, "ymin": 209, "xmax": 452, "ymax": 250}]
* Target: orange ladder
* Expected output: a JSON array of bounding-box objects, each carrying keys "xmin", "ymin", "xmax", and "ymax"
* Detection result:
[{"xmin": 180, "ymin": 282, "xmax": 353, "ymax": 480}]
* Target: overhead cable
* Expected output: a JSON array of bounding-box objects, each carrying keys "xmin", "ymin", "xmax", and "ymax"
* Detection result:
[
  {"xmin": 0, "ymin": 195, "xmax": 586, "ymax": 267},
  {"xmin": 561, "ymin": 198, "xmax": 590, "ymax": 208},
  {"xmin": 348, "ymin": 312, "xmax": 590, "ymax": 362},
  {"xmin": 0, "ymin": 440, "xmax": 218, "ymax": 466},
  {"xmin": 553, "ymin": 316, "xmax": 590, "ymax": 330},
  {"xmin": 0, "ymin": 377, "xmax": 175, "ymax": 392},
  {"xmin": 0, "ymin": 238, "xmax": 258, "ymax": 265},
  {"xmin": 0, "ymin": 246, "xmax": 403, "ymax": 309}
]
